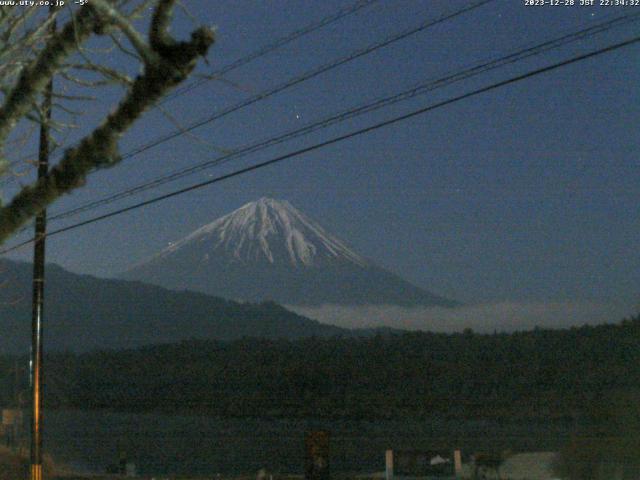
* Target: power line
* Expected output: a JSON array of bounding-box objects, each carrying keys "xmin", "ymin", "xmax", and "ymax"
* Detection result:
[
  {"xmin": 2, "ymin": 33, "xmax": 638, "ymax": 255},
  {"xmin": 161, "ymin": 0, "xmax": 381, "ymax": 104},
  {"xmin": 2, "ymin": 0, "xmax": 498, "ymax": 240},
  {"xmin": 45, "ymin": 11, "xmax": 640, "ymax": 223},
  {"xmin": 119, "ymin": 0, "xmax": 495, "ymax": 160},
  {"xmin": 1, "ymin": 0, "xmax": 493, "ymax": 189},
  {"xmin": 0, "ymin": 0, "xmax": 379, "ymax": 187}
]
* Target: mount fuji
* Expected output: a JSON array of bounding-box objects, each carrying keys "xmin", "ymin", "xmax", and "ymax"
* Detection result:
[{"xmin": 122, "ymin": 198, "xmax": 456, "ymax": 307}]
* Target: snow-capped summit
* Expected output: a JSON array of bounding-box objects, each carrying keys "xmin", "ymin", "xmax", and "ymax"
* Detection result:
[
  {"xmin": 123, "ymin": 198, "xmax": 456, "ymax": 307},
  {"xmin": 162, "ymin": 198, "xmax": 367, "ymax": 268}
]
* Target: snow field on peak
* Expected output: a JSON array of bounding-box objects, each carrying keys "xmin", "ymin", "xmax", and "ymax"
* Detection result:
[{"xmin": 159, "ymin": 198, "xmax": 367, "ymax": 268}]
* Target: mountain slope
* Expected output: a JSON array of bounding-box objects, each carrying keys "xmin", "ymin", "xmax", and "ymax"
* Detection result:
[
  {"xmin": 122, "ymin": 198, "xmax": 456, "ymax": 307},
  {"xmin": 0, "ymin": 259, "xmax": 347, "ymax": 353}
]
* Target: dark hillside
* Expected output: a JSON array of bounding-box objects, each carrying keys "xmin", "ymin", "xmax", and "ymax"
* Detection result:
[
  {"xmin": 0, "ymin": 260, "xmax": 347, "ymax": 353},
  {"xmin": 5, "ymin": 316, "xmax": 634, "ymax": 421}
]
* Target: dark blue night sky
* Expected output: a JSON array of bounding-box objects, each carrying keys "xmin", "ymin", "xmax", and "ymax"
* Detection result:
[{"xmin": 3, "ymin": 0, "xmax": 639, "ymax": 327}]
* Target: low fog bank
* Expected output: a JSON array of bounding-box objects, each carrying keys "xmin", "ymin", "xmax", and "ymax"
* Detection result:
[{"xmin": 287, "ymin": 301, "xmax": 636, "ymax": 333}]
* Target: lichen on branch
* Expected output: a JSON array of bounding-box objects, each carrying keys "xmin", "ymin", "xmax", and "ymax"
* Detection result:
[{"xmin": 0, "ymin": 0, "xmax": 215, "ymax": 245}]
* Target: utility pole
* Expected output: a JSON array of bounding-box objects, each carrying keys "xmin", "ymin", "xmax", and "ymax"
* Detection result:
[
  {"xmin": 14, "ymin": 357, "xmax": 20, "ymax": 407},
  {"xmin": 30, "ymin": 6, "xmax": 56, "ymax": 480}
]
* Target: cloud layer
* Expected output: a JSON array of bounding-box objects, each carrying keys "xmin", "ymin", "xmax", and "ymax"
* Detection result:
[{"xmin": 288, "ymin": 301, "xmax": 636, "ymax": 333}]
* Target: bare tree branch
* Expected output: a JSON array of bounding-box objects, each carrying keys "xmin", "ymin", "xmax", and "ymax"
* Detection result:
[
  {"xmin": 0, "ymin": 1, "xmax": 215, "ymax": 244},
  {"xmin": 0, "ymin": 6, "xmax": 100, "ymax": 156},
  {"xmin": 91, "ymin": 0, "xmax": 159, "ymax": 65}
]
